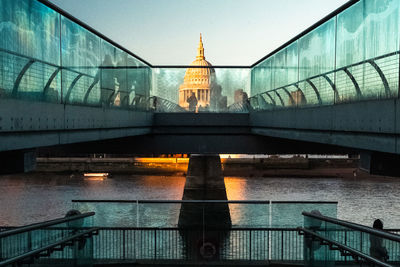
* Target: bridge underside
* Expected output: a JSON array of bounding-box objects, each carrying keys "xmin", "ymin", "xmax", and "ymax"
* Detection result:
[
  {"xmin": 2, "ymin": 103, "xmax": 400, "ymax": 176},
  {"xmin": 38, "ymin": 133, "xmax": 353, "ymax": 155}
]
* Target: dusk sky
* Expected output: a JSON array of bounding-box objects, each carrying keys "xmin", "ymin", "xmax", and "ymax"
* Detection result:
[{"xmin": 49, "ymin": 0, "xmax": 349, "ymax": 65}]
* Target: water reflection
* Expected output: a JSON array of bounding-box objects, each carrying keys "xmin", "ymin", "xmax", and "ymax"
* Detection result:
[{"xmin": 0, "ymin": 174, "xmax": 399, "ymax": 228}]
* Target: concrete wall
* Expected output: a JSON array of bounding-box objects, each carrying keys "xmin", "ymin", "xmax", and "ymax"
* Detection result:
[
  {"xmin": 0, "ymin": 98, "xmax": 153, "ymax": 152},
  {"xmin": 250, "ymin": 98, "xmax": 400, "ymax": 155}
]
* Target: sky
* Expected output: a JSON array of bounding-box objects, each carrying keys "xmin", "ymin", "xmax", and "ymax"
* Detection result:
[{"xmin": 49, "ymin": 0, "xmax": 349, "ymax": 65}]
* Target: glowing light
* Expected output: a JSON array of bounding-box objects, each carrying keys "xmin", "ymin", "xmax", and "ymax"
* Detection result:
[
  {"xmin": 83, "ymin": 173, "xmax": 109, "ymax": 177},
  {"xmin": 134, "ymin": 158, "xmax": 189, "ymax": 164}
]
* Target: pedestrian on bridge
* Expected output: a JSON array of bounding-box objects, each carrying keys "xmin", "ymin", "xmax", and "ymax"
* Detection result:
[
  {"xmin": 187, "ymin": 92, "xmax": 198, "ymax": 112},
  {"xmin": 370, "ymin": 219, "xmax": 389, "ymax": 262}
]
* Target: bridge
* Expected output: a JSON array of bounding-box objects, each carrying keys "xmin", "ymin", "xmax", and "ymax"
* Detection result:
[{"xmin": 1, "ymin": 0, "xmax": 399, "ymax": 175}]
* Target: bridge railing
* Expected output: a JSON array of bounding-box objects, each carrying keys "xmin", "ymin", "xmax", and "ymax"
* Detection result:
[
  {"xmin": 151, "ymin": 67, "xmax": 252, "ymax": 112},
  {"xmin": 300, "ymin": 211, "xmax": 400, "ymax": 266},
  {"xmin": 71, "ymin": 200, "xmax": 337, "ymax": 228},
  {"xmin": 0, "ymin": 0, "xmax": 255, "ymax": 113},
  {"xmin": 250, "ymin": 0, "xmax": 400, "ymax": 111},
  {"xmin": 250, "ymin": 51, "xmax": 399, "ymax": 110},
  {"xmin": 0, "ymin": 0, "xmax": 152, "ymax": 111},
  {"xmin": 0, "ymin": 212, "xmax": 97, "ymax": 266}
]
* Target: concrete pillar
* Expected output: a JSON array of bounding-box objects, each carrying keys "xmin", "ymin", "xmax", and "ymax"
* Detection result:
[
  {"xmin": 359, "ymin": 151, "xmax": 400, "ymax": 177},
  {"xmin": 178, "ymin": 154, "xmax": 231, "ymax": 260},
  {"xmin": 0, "ymin": 149, "xmax": 36, "ymax": 174}
]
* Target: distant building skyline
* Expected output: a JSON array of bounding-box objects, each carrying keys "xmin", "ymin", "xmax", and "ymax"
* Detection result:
[{"xmin": 49, "ymin": 0, "xmax": 349, "ymax": 65}]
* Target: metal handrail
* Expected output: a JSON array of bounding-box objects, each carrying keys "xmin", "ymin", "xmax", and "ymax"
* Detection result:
[
  {"xmin": 0, "ymin": 227, "xmax": 99, "ymax": 267},
  {"xmin": 72, "ymin": 199, "xmax": 337, "ymax": 204},
  {"xmin": 302, "ymin": 211, "xmax": 400, "ymax": 243},
  {"xmin": 250, "ymin": 50, "xmax": 399, "ymax": 106},
  {"xmin": 150, "ymin": 96, "xmax": 186, "ymax": 112},
  {"xmin": 0, "ymin": 212, "xmax": 95, "ymax": 238},
  {"xmin": 298, "ymin": 227, "xmax": 393, "ymax": 267},
  {"xmin": 0, "ymin": 48, "xmax": 96, "ymax": 78}
]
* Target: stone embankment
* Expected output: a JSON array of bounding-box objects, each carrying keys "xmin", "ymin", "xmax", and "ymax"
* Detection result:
[{"xmin": 36, "ymin": 157, "xmax": 360, "ymax": 178}]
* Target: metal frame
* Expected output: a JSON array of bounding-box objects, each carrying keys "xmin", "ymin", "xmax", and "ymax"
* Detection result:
[
  {"xmin": 72, "ymin": 199, "xmax": 337, "ymax": 204},
  {"xmin": 368, "ymin": 60, "xmax": 391, "ymax": 96},
  {"xmin": 342, "ymin": 67, "xmax": 362, "ymax": 97},
  {"xmin": 264, "ymin": 92, "xmax": 276, "ymax": 105},
  {"xmin": 83, "ymin": 79, "xmax": 100, "ymax": 104},
  {"xmin": 37, "ymin": 0, "xmax": 360, "ymax": 69},
  {"xmin": 275, "ymin": 91, "xmax": 285, "ymax": 106},
  {"xmin": 281, "ymin": 87, "xmax": 295, "ymax": 105},
  {"xmin": 298, "ymin": 227, "xmax": 393, "ymax": 267},
  {"xmin": 0, "ymin": 228, "xmax": 99, "ymax": 267},
  {"xmin": 252, "ymin": 51, "xmax": 400, "ymax": 107},
  {"xmin": 12, "ymin": 60, "xmax": 35, "ymax": 96},
  {"xmin": 302, "ymin": 211, "xmax": 400, "ymax": 242},
  {"xmin": 305, "ymin": 80, "xmax": 322, "ymax": 105},
  {"xmin": 43, "ymin": 68, "xmax": 61, "ymax": 99},
  {"xmin": 0, "ymin": 212, "xmax": 95, "ymax": 238},
  {"xmin": 64, "ymin": 73, "xmax": 84, "ymax": 103},
  {"xmin": 251, "ymin": 0, "xmax": 360, "ymax": 68},
  {"xmin": 37, "ymin": 0, "xmax": 151, "ymax": 67}
]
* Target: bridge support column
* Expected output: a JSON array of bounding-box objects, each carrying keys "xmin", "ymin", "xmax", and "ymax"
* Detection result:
[
  {"xmin": 0, "ymin": 149, "xmax": 36, "ymax": 174},
  {"xmin": 359, "ymin": 151, "xmax": 400, "ymax": 177},
  {"xmin": 178, "ymin": 154, "xmax": 231, "ymax": 260}
]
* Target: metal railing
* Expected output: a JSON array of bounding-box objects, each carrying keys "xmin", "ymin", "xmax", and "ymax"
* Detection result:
[
  {"xmin": 71, "ymin": 199, "xmax": 338, "ymax": 228},
  {"xmin": 0, "ymin": 228, "xmax": 98, "ymax": 267},
  {"xmin": 250, "ymin": 50, "xmax": 399, "ymax": 111},
  {"xmin": 149, "ymin": 96, "xmax": 187, "ymax": 113},
  {"xmin": 298, "ymin": 227, "xmax": 392, "ymax": 267},
  {"xmin": 300, "ymin": 211, "xmax": 400, "ymax": 266},
  {"xmin": 84, "ymin": 227, "xmax": 302, "ymax": 263},
  {"xmin": 0, "ymin": 212, "xmax": 97, "ymax": 266}
]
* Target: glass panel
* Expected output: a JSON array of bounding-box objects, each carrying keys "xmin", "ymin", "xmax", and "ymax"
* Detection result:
[
  {"xmin": 299, "ymin": 18, "xmax": 335, "ymax": 80},
  {"xmin": 61, "ymin": 16, "xmax": 101, "ymax": 105},
  {"xmin": 0, "ymin": 0, "xmax": 61, "ymax": 101},
  {"xmin": 73, "ymin": 201, "xmax": 269, "ymax": 228},
  {"xmin": 228, "ymin": 203, "xmax": 269, "ymax": 227},
  {"xmin": 271, "ymin": 202, "xmax": 337, "ymax": 228},
  {"xmin": 0, "ymin": 215, "xmax": 93, "ymax": 261},
  {"xmin": 152, "ymin": 68, "xmax": 251, "ymax": 112},
  {"xmin": 271, "ymin": 42, "xmax": 298, "ymax": 89},
  {"xmin": 251, "ymin": 0, "xmax": 400, "ymax": 108},
  {"xmin": 0, "ymin": 0, "xmax": 60, "ymax": 64},
  {"xmin": 251, "ymin": 58, "xmax": 272, "ymax": 96},
  {"xmin": 73, "ymin": 202, "xmax": 138, "ymax": 227},
  {"xmin": 303, "ymin": 214, "xmax": 400, "ymax": 266}
]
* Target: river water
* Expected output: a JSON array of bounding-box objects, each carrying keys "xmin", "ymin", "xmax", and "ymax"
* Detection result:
[{"xmin": 0, "ymin": 173, "xmax": 399, "ymax": 228}]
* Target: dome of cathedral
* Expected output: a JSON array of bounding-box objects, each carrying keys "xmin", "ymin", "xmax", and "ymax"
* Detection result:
[
  {"xmin": 182, "ymin": 57, "xmax": 215, "ymax": 88},
  {"xmin": 179, "ymin": 34, "xmax": 214, "ymax": 109}
]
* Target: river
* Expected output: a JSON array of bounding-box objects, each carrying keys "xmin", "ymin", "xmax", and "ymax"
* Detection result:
[{"xmin": 0, "ymin": 173, "xmax": 399, "ymax": 228}]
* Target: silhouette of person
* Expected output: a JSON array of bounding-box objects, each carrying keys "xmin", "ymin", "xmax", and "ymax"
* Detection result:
[
  {"xmin": 187, "ymin": 92, "xmax": 198, "ymax": 112},
  {"xmin": 152, "ymin": 97, "xmax": 158, "ymax": 111},
  {"xmin": 65, "ymin": 210, "xmax": 86, "ymax": 250},
  {"xmin": 370, "ymin": 219, "xmax": 389, "ymax": 261},
  {"xmin": 95, "ymin": 54, "xmax": 115, "ymax": 107},
  {"xmin": 115, "ymin": 55, "xmax": 128, "ymax": 107},
  {"xmin": 304, "ymin": 210, "xmax": 322, "ymax": 264}
]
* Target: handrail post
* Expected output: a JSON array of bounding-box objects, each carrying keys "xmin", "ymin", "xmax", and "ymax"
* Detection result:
[
  {"xmin": 122, "ymin": 229, "xmax": 126, "ymax": 260},
  {"xmin": 345, "ymin": 230, "xmax": 348, "ymax": 262},
  {"xmin": 154, "ymin": 229, "xmax": 157, "ymax": 260},
  {"xmin": 281, "ymin": 230, "xmax": 284, "ymax": 261},
  {"xmin": 136, "ymin": 200, "xmax": 139, "ymax": 227},
  {"xmin": 249, "ymin": 229, "xmax": 252, "ymax": 261},
  {"xmin": 27, "ymin": 231, "xmax": 32, "ymax": 252}
]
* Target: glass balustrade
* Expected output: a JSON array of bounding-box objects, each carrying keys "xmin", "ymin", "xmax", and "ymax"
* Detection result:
[
  {"xmin": 1, "ymin": 0, "xmax": 398, "ymax": 113},
  {"xmin": 251, "ymin": 0, "xmax": 400, "ymax": 110}
]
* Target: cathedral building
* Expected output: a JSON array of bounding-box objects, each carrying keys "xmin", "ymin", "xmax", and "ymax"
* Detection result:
[{"xmin": 179, "ymin": 34, "xmax": 215, "ymax": 109}]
